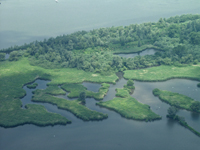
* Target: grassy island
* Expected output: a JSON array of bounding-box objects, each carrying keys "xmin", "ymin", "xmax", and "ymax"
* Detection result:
[
  {"xmin": 61, "ymin": 83, "xmax": 110, "ymax": 100},
  {"xmin": 27, "ymin": 83, "xmax": 38, "ymax": 89},
  {"xmin": 97, "ymin": 87, "xmax": 161, "ymax": 121},
  {"xmin": 0, "ymin": 103, "xmax": 71, "ymax": 128},
  {"xmin": 32, "ymin": 89, "xmax": 108, "ymax": 121},
  {"xmin": 153, "ymin": 88, "xmax": 200, "ymax": 113}
]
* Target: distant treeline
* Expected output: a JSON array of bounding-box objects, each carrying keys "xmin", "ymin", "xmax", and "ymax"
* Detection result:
[{"xmin": 1, "ymin": 14, "xmax": 200, "ymax": 74}]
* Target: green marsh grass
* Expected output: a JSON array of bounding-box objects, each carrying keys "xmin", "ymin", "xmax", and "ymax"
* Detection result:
[
  {"xmin": 61, "ymin": 83, "xmax": 110, "ymax": 100},
  {"xmin": 27, "ymin": 83, "xmax": 38, "ymax": 89},
  {"xmin": 0, "ymin": 58, "xmax": 116, "ymax": 127},
  {"xmin": 32, "ymin": 89, "xmax": 108, "ymax": 121},
  {"xmin": 97, "ymin": 96, "xmax": 161, "ymax": 121},
  {"xmin": 97, "ymin": 86, "xmax": 161, "ymax": 121},
  {"xmin": 124, "ymin": 65, "xmax": 200, "ymax": 81},
  {"xmin": 153, "ymin": 88, "xmax": 200, "ymax": 113}
]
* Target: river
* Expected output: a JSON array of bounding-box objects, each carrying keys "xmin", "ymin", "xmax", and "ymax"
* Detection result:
[{"xmin": 0, "ymin": 0, "xmax": 200, "ymax": 150}]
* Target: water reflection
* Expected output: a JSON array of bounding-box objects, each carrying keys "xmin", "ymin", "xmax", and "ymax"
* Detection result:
[{"xmin": 191, "ymin": 112, "xmax": 200, "ymax": 121}]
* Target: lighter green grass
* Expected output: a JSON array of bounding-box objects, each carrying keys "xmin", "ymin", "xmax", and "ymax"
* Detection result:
[
  {"xmin": 124, "ymin": 65, "xmax": 200, "ymax": 81},
  {"xmin": 97, "ymin": 96, "xmax": 161, "ymax": 121},
  {"xmin": 45, "ymin": 85, "xmax": 66, "ymax": 95},
  {"xmin": 115, "ymin": 88, "xmax": 130, "ymax": 98}
]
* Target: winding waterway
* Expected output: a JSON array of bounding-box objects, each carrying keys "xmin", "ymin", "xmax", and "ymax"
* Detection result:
[{"xmin": 1, "ymin": 0, "xmax": 200, "ymax": 150}]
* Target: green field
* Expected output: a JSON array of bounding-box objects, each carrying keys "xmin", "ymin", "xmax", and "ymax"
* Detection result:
[
  {"xmin": 153, "ymin": 88, "xmax": 200, "ymax": 113},
  {"xmin": 97, "ymin": 87, "xmax": 161, "ymax": 121},
  {"xmin": 124, "ymin": 65, "xmax": 200, "ymax": 81}
]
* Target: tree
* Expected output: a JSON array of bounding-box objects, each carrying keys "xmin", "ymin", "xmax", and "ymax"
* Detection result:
[
  {"xmin": 127, "ymin": 79, "xmax": 134, "ymax": 86},
  {"xmin": 167, "ymin": 106, "xmax": 178, "ymax": 117},
  {"xmin": 190, "ymin": 101, "xmax": 200, "ymax": 112},
  {"xmin": 0, "ymin": 53, "xmax": 5, "ymax": 61},
  {"xmin": 79, "ymin": 92, "xmax": 86, "ymax": 104},
  {"xmin": 190, "ymin": 32, "xmax": 200, "ymax": 45}
]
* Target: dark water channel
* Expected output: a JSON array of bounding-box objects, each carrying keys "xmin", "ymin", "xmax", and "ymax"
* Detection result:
[{"xmin": 1, "ymin": 70, "xmax": 200, "ymax": 150}]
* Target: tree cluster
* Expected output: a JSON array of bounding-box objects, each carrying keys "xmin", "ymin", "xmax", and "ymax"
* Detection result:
[{"xmin": 1, "ymin": 14, "xmax": 200, "ymax": 74}]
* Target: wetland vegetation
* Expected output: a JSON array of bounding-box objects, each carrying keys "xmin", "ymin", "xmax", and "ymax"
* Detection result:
[
  {"xmin": 167, "ymin": 106, "xmax": 200, "ymax": 137},
  {"xmin": 153, "ymin": 88, "xmax": 200, "ymax": 113},
  {"xmin": 97, "ymin": 84, "xmax": 161, "ymax": 121},
  {"xmin": 1, "ymin": 14, "xmax": 200, "ymax": 128}
]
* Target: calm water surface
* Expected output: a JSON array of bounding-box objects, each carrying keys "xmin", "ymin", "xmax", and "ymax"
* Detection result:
[
  {"xmin": 1, "ymin": 0, "xmax": 200, "ymax": 150},
  {"xmin": 116, "ymin": 49, "xmax": 156, "ymax": 58}
]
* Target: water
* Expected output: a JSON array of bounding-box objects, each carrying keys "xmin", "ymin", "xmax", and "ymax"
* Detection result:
[
  {"xmin": 116, "ymin": 49, "xmax": 156, "ymax": 58},
  {"xmin": 5, "ymin": 53, "xmax": 9, "ymax": 60},
  {"xmin": 1, "ymin": 0, "xmax": 200, "ymax": 49},
  {"xmin": 1, "ymin": 0, "xmax": 200, "ymax": 149}
]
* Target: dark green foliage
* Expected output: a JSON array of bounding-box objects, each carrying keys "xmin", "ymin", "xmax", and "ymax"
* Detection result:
[
  {"xmin": 127, "ymin": 79, "xmax": 134, "ymax": 86},
  {"xmin": 190, "ymin": 101, "xmax": 200, "ymax": 112},
  {"xmin": 152, "ymin": 88, "xmax": 160, "ymax": 96},
  {"xmin": 9, "ymin": 51, "xmax": 23, "ymax": 61},
  {"xmin": 79, "ymin": 92, "xmax": 86, "ymax": 103},
  {"xmin": 1, "ymin": 14, "xmax": 200, "ymax": 73},
  {"xmin": 0, "ymin": 53, "xmax": 5, "ymax": 61},
  {"xmin": 190, "ymin": 32, "xmax": 200, "ymax": 45}
]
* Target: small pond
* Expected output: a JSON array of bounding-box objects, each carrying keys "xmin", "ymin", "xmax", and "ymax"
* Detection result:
[
  {"xmin": 116, "ymin": 49, "xmax": 157, "ymax": 58},
  {"xmin": 5, "ymin": 53, "xmax": 9, "ymax": 60}
]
